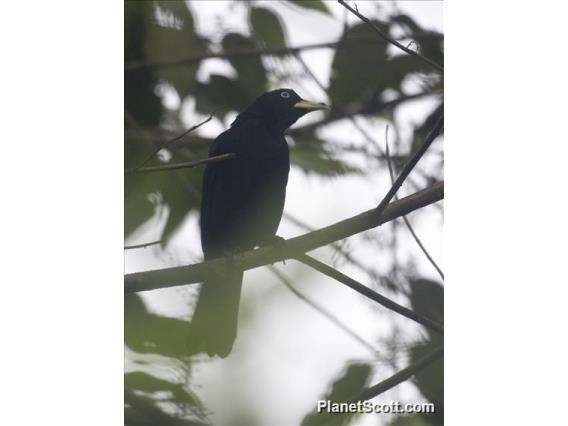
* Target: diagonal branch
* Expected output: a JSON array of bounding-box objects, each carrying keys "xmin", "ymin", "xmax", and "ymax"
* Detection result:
[
  {"xmin": 125, "ymin": 153, "xmax": 235, "ymax": 175},
  {"xmin": 124, "ymin": 240, "xmax": 161, "ymax": 250},
  {"xmin": 385, "ymin": 130, "xmax": 444, "ymax": 280},
  {"xmin": 124, "ymin": 181, "xmax": 443, "ymax": 293},
  {"xmin": 358, "ymin": 345, "xmax": 443, "ymax": 400},
  {"xmin": 295, "ymin": 254, "xmax": 443, "ymax": 334},
  {"xmin": 125, "ymin": 36, "xmax": 386, "ymax": 71},
  {"xmin": 337, "ymin": 0, "xmax": 443, "ymax": 73},
  {"xmin": 131, "ymin": 115, "xmax": 213, "ymax": 171},
  {"xmin": 270, "ymin": 267, "xmax": 380, "ymax": 357},
  {"xmin": 375, "ymin": 113, "xmax": 442, "ymax": 214}
]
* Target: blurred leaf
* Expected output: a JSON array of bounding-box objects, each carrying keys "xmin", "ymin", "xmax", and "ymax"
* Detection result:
[
  {"xmin": 125, "ymin": 294, "xmax": 193, "ymax": 358},
  {"xmin": 286, "ymin": 0, "xmax": 331, "ymax": 15},
  {"xmin": 410, "ymin": 341, "xmax": 444, "ymax": 426},
  {"xmin": 125, "ymin": 372, "xmax": 202, "ymax": 409},
  {"xmin": 144, "ymin": 1, "xmax": 206, "ymax": 98},
  {"xmin": 194, "ymin": 74, "xmax": 249, "ymax": 117},
  {"xmin": 301, "ymin": 363, "xmax": 372, "ymax": 426},
  {"xmin": 125, "ymin": 388, "xmax": 207, "ymax": 426},
  {"xmin": 160, "ymin": 167, "xmax": 203, "ymax": 242},
  {"xmin": 409, "ymin": 278, "xmax": 444, "ymax": 325},
  {"xmin": 391, "ymin": 13, "xmax": 444, "ymax": 71},
  {"xmin": 222, "ymin": 33, "xmax": 267, "ymax": 98},
  {"xmin": 290, "ymin": 142, "xmax": 361, "ymax": 176},
  {"xmin": 410, "ymin": 102, "xmax": 443, "ymax": 155},
  {"xmin": 125, "ymin": 122, "xmax": 162, "ymax": 236},
  {"xmin": 125, "ymin": 2, "xmax": 162, "ymax": 126},
  {"xmin": 408, "ymin": 279, "xmax": 444, "ymax": 425},
  {"xmin": 328, "ymin": 21, "xmax": 391, "ymax": 112},
  {"xmin": 391, "ymin": 13, "xmax": 423, "ymax": 35},
  {"xmin": 250, "ymin": 7, "xmax": 287, "ymax": 48},
  {"xmin": 124, "ymin": 120, "xmax": 205, "ymax": 239}
]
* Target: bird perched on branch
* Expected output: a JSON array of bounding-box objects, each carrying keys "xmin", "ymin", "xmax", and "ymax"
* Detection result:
[{"xmin": 190, "ymin": 89, "xmax": 329, "ymax": 357}]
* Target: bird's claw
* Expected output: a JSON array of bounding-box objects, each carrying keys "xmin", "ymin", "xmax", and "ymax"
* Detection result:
[{"xmin": 270, "ymin": 235, "xmax": 287, "ymax": 265}]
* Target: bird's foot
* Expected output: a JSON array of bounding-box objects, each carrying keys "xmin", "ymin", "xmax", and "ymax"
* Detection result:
[
  {"xmin": 222, "ymin": 247, "xmax": 243, "ymax": 271},
  {"xmin": 268, "ymin": 235, "xmax": 288, "ymax": 265}
]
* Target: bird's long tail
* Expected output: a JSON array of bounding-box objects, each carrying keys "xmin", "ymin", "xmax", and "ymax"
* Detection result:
[{"xmin": 189, "ymin": 271, "xmax": 243, "ymax": 358}]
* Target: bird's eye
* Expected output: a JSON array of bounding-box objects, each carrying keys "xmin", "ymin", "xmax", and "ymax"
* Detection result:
[{"xmin": 280, "ymin": 92, "xmax": 290, "ymax": 99}]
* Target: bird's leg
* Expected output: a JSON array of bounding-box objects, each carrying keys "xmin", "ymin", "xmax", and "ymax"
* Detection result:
[
  {"xmin": 223, "ymin": 247, "xmax": 242, "ymax": 269},
  {"xmin": 258, "ymin": 235, "xmax": 288, "ymax": 265}
]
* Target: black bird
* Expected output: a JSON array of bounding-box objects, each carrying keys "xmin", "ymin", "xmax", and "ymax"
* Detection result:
[{"xmin": 190, "ymin": 89, "xmax": 329, "ymax": 357}]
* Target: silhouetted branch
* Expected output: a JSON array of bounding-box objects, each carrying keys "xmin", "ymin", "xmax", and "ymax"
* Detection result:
[
  {"xmin": 270, "ymin": 267, "xmax": 380, "ymax": 357},
  {"xmin": 337, "ymin": 0, "xmax": 443, "ymax": 73},
  {"xmin": 375, "ymin": 114, "xmax": 443, "ymax": 213},
  {"xmin": 358, "ymin": 345, "xmax": 443, "ymax": 400},
  {"xmin": 125, "ymin": 35, "xmax": 395, "ymax": 71},
  {"xmin": 295, "ymin": 55, "xmax": 390, "ymax": 157},
  {"xmin": 125, "ymin": 182, "xmax": 443, "ymax": 293},
  {"xmin": 132, "ymin": 115, "xmax": 213, "ymax": 171},
  {"xmin": 385, "ymin": 128, "xmax": 444, "ymax": 280},
  {"xmin": 295, "ymin": 254, "xmax": 443, "ymax": 334},
  {"xmin": 124, "ymin": 240, "xmax": 161, "ymax": 250},
  {"xmin": 125, "ymin": 153, "xmax": 235, "ymax": 175},
  {"xmin": 284, "ymin": 212, "xmax": 380, "ymax": 281}
]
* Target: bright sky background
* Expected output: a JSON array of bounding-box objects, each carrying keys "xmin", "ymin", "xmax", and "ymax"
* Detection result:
[{"xmin": 125, "ymin": 2, "xmax": 443, "ymax": 425}]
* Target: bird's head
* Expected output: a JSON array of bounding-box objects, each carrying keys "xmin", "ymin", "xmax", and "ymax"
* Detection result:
[{"xmin": 236, "ymin": 88, "xmax": 330, "ymax": 132}]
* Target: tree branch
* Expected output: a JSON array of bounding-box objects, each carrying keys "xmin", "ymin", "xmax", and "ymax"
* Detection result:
[
  {"xmin": 295, "ymin": 254, "xmax": 443, "ymax": 334},
  {"xmin": 358, "ymin": 345, "xmax": 443, "ymax": 400},
  {"xmin": 270, "ymin": 267, "xmax": 381, "ymax": 357},
  {"xmin": 125, "ymin": 153, "xmax": 235, "ymax": 175},
  {"xmin": 125, "ymin": 36, "xmax": 384, "ymax": 71},
  {"xmin": 337, "ymin": 0, "xmax": 443, "ymax": 73},
  {"xmin": 385, "ymin": 129, "xmax": 444, "ymax": 280},
  {"xmin": 124, "ymin": 240, "xmax": 161, "ymax": 250},
  {"xmin": 375, "ymin": 114, "xmax": 443, "ymax": 213},
  {"xmin": 124, "ymin": 182, "xmax": 443, "ymax": 294},
  {"xmin": 131, "ymin": 115, "xmax": 213, "ymax": 171}
]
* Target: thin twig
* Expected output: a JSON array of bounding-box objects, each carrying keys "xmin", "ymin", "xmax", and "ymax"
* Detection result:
[
  {"xmin": 124, "ymin": 240, "xmax": 162, "ymax": 250},
  {"xmin": 284, "ymin": 212, "xmax": 379, "ymax": 281},
  {"xmin": 125, "ymin": 153, "xmax": 235, "ymax": 175},
  {"xmin": 375, "ymin": 114, "xmax": 443, "ymax": 214},
  {"xmin": 385, "ymin": 127, "xmax": 444, "ymax": 279},
  {"xmin": 133, "ymin": 115, "xmax": 213, "ymax": 171},
  {"xmin": 294, "ymin": 55, "xmax": 389, "ymax": 157},
  {"xmin": 358, "ymin": 345, "xmax": 443, "ymax": 400},
  {"xmin": 125, "ymin": 36, "xmax": 387, "ymax": 71},
  {"xmin": 295, "ymin": 253, "xmax": 443, "ymax": 335},
  {"xmin": 270, "ymin": 267, "xmax": 380, "ymax": 357},
  {"xmin": 124, "ymin": 182, "xmax": 443, "ymax": 293},
  {"xmin": 337, "ymin": 0, "xmax": 443, "ymax": 73}
]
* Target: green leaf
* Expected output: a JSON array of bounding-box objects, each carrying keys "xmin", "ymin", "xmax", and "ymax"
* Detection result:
[
  {"xmin": 222, "ymin": 33, "xmax": 268, "ymax": 98},
  {"xmin": 409, "ymin": 278, "xmax": 444, "ymax": 325},
  {"xmin": 125, "ymin": 2, "xmax": 162, "ymax": 126},
  {"xmin": 301, "ymin": 363, "xmax": 372, "ymax": 426},
  {"xmin": 144, "ymin": 1, "xmax": 207, "ymax": 98},
  {"xmin": 410, "ymin": 341, "xmax": 444, "ymax": 425},
  {"xmin": 408, "ymin": 279, "xmax": 444, "ymax": 424},
  {"xmin": 125, "ymin": 388, "xmax": 205, "ymax": 426},
  {"xmin": 160, "ymin": 166, "xmax": 203, "ymax": 242},
  {"xmin": 125, "ymin": 372, "xmax": 202, "ymax": 408},
  {"xmin": 328, "ymin": 21, "xmax": 391, "ymax": 112},
  {"xmin": 249, "ymin": 7, "xmax": 287, "ymax": 48},
  {"xmin": 194, "ymin": 74, "xmax": 250, "ymax": 117},
  {"xmin": 125, "ymin": 294, "xmax": 194, "ymax": 358},
  {"xmin": 290, "ymin": 143, "xmax": 361, "ymax": 176},
  {"xmin": 286, "ymin": 0, "xmax": 331, "ymax": 15},
  {"xmin": 124, "ymin": 119, "xmax": 207, "ymax": 240}
]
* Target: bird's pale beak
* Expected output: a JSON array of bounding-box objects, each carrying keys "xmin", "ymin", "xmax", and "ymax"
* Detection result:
[{"xmin": 294, "ymin": 99, "xmax": 331, "ymax": 111}]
